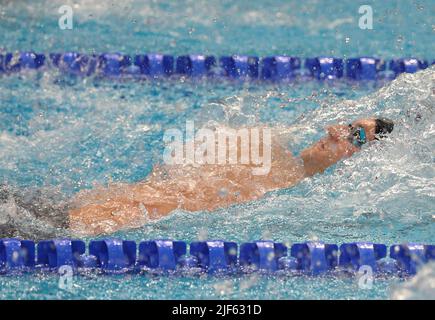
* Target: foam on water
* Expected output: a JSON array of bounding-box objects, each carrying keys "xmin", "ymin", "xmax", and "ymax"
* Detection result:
[
  {"xmin": 1, "ymin": 0, "xmax": 434, "ymax": 301},
  {"xmin": 117, "ymin": 67, "xmax": 435, "ymax": 245},
  {"xmin": 0, "ymin": 70, "xmax": 433, "ymax": 299},
  {"xmin": 0, "ymin": 67, "xmax": 433, "ymax": 246},
  {"xmin": 390, "ymin": 262, "xmax": 435, "ymax": 299}
]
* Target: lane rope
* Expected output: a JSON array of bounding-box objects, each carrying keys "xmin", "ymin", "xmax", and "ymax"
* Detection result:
[
  {"xmin": 0, "ymin": 52, "xmax": 433, "ymax": 80},
  {"xmin": 1, "ymin": 239, "xmax": 433, "ymax": 275}
]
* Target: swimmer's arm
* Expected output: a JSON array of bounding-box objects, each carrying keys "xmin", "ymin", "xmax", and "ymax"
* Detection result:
[{"xmin": 68, "ymin": 184, "xmax": 179, "ymax": 236}]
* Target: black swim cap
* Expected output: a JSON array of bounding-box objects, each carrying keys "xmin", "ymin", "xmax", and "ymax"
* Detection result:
[{"xmin": 375, "ymin": 118, "xmax": 394, "ymax": 137}]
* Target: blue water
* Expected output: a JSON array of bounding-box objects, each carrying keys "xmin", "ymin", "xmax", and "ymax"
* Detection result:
[{"xmin": 0, "ymin": 0, "xmax": 434, "ymax": 299}]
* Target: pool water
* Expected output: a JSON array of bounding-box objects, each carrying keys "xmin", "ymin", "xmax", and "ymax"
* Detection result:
[{"xmin": 0, "ymin": 0, "xmax": 434, "ymax": 299}]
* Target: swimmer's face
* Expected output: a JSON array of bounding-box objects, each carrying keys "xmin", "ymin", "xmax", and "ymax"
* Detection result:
[{"xmin": 300, "ymin": 118, "xmax": 377, "ymax": 176}]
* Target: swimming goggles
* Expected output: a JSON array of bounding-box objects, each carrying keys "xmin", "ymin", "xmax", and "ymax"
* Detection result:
[{"xmin": 348, "ymin": 125, "xmax": 367, "ymax": 148}]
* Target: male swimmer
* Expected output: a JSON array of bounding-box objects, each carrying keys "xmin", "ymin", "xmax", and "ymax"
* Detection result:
[{"xmin": 0, "ymin": 117, "xmax": 393, "ymax": 238}]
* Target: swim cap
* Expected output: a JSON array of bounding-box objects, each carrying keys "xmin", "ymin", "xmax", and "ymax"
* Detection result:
[{"xmin": 375, "ymin": 118, "xmax": 394, "ymax": 138}]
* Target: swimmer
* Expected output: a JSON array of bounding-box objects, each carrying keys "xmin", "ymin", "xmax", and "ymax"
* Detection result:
[
  {"xmin": 67, "ymin": 117, "xmax": 394, "ymax": 236},
  {"xmin": 0, "ymin": 117, "xmax": 394, "ymax": 238}
]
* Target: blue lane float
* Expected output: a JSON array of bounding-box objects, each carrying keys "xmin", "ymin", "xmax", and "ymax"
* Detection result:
[
  {"xmin": 49, "ymin": 52, "xmax": 98, "ymax": 76},
  {"xmin": 305, "ymin": 57, "xmax": 344, "ymax": 79},
  {"xmin": 1, "ymin": 52, "xmax": 432, "ymax": 80},
  {"xmin": 138, "ymin": 240, "xmax": 186, "ymax": 271},
  {"xmin": 134, "ymin": 54, "xmax": 174, "ymax": 77},
  {"xmin": 0, "ymin": 239, "xmax": 434, "ymax": 276},
  {"xmin": 261, "ymin": 56, "xmax": 301, "ymax": 80},
  {"xmin": 345, "ymin": 57, "xmax": 386, "ymax": 80},
  {"xmin": 0, "ymin": 52, "xmax": 45, "ymax": 72},
  {"xmin": 220, "ymin": 55, "xmax": 259, "ymax": 78},
  {"xmin": 176, "ymin": 55, "xmax": 216, "ymax": 77},
  {"xmin": 390, "ymin": 58, "xmax": 429, "ymax": 76},
  {"xmin": 390, "ymin": 243, "xmax": 435, "ymax": 275},
  {"xmin": 37, "ymin": 239, "xmax": 85, "ymax": 270},
  {"xmin": 19, "ymin": 52, "xmax": 45, "ymax": 69},
  {"xmin": 239, "ymin": 241, "xmax": 287, "ymax": 272},
  {"xmin": 291, "ymin": 242, "xmax": 338, "ymax": 274},
  {"xmin": 339, "ymin": 242, "xmax": 386, "ymax": 273},
  {"xmin": 0, "ymin": 239, "xmax": 35, "ymax": 272},
  {"xmin": 89, "ymin": 239, "xmax": 136, "ymax": 272},
  {"xmin": 99, "ymin": 53, "xmax": 131, "ymax": 77},
  {"xmin": 190, "ymin": 240, "xmax": 238, "ymax": 273}
]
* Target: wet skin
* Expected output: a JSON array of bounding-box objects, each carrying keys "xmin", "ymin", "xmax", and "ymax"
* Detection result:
[
  {"xmin": 69, "ymin": 118, "xmax": 378, "ymax": 236},
  {"xmin": 300, "ymin": 118, "xmax": 377, "ymax": 176}
]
